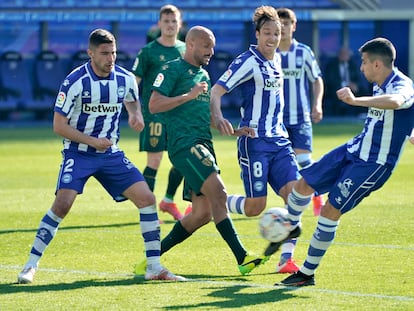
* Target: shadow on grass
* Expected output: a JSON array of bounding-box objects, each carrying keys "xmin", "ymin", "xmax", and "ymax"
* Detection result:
[
  {"xmin": 1, "ymin": 277, "xmax": 143, "ymax": 294},
  {"xmin": 1, "ymin": 276, "xmax": 304, "ymax": 309},
  {"xmin": 1, "ymin": 274, "xmax": 273, "ymax": 292},
  {"xmin": 162, "ymin": 284, "xmax": 303, "ymax": 309},
  {"xmin": 0, "ymin": 222, "xmax": 140, "ymax": 235}
]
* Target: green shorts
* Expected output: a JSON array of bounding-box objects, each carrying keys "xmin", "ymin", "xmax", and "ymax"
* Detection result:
[
  {"xmin": 139, "ymin": 114, "xmax": 167, "ymax": 152},
  {"xmin": 169, "ymin": 142, "xmax": 219, "ymax": 201}
]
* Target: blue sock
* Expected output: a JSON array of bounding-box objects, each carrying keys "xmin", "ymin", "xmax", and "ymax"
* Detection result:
[
  {"xmin": 301, "ymin": 216, "xmax": 339, "ymax": 275},
  {"xmin": 287, "ymin": 188, "xmax": 312, "ymax": 227},
  {"xmin": 227, "ymin": 195, "xmax": 246, "ymax": 215},
  {"xmin": 26, "ymin": 209, "xmax": 62, "ymax": 268},
  {"xmin": 280, "ymin": 239, "xmax": 297, "ymax": 262},
  {"xmin": 139, "ymin": 205, "xmax": 161, "ymax": 271}
]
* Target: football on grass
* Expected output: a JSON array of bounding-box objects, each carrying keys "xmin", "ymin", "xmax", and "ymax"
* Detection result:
[{"xmin": 259, "ymin": 207, "xmax": 291, "ymax": 242}]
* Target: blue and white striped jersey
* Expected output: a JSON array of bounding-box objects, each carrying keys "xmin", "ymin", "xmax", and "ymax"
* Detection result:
[
  {"xmin": 277, "ymin": 39, "xmax": 322, "ymax": 125},
  {"xmin": 216, "ymin": 45, "xmax": 288, "ymax": 139},
  {"xmin": 347, "ymin": 69, "xmax": 414, "ymax": 168},
  {"xmin": 54, "ymin": 61, "xmax": 139, "ymax": 153}
]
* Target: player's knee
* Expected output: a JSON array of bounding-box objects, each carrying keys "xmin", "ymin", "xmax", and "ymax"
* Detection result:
[
  {"xmin": 296, "ymin": 178, "xmax": 314, "ymax": 195},
  {"xmin": 142, "ymin": 191, "xmax": 156, "ymax": 207},
  {"xmin": 131, "ymin": 189, "xmax": 156, "ymax": 208},
  {"xmin": 244, "ymin": 199, "xmax": 266, "ymax": 217}
]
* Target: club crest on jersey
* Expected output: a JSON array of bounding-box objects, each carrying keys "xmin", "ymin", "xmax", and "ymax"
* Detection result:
[
  {"xmin": 56, "ymin": 91, "xmax": 66, "ymax": 107},
  {"xmin": 117, "ymin": 86, "xmax": 126, "ymax": 98},
  {"xmin": 159, "ymin": 55, "xmax": 166, "ymax": 62},
  {"xmin": 153, "ymin": 73, "xmax": 164, "ymax": 87},
  {"xmin": 296, "ymin": 56, "xmax": 303, "ymax": 67},
  {"xmin": 219, "ymin": 69, "xmax": 232, "ymax": 82}
]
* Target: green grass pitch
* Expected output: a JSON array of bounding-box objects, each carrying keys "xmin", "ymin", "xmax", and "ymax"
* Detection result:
[{"xmin": 0, "ymin": 121, "xmax": 413, "ymax": 310}]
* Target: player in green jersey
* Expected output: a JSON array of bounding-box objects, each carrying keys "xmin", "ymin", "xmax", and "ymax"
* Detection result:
[
  {"xmin": 145, "ymin": 25, "xmax": 266, "ymax": 275},
  {"xmin": 132, "ymin": 4, "xmax": 187, "ymax": 221}
]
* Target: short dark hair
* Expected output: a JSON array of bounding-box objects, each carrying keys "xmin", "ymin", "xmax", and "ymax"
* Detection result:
[
  {"xmin": 88, "ymin": 29, "xmax": 116, "ymax": 49},
  {"xmin": 159, "ymin": 4, "xmax": 181, "ymax": 20},
  {"xmin": 359, "ymin": 37, "xmax": 396, "ymax": 68},
  {"xmin": 277, "ymin": 8, "xmax": 297, "ymax": 24}
]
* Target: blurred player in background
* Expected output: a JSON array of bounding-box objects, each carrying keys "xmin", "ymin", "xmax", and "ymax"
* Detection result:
[
  {"xmin": 17, "ymin": 29, "xmax": 184, "ymax": 284},
  {"xmin": 276, "ymin": 37, "xmax": 414, "ymax": 287},
  {"xmin": 132, "ymin": 4, "xmax": 189, "ymax": 221},
  {"xmin": 276, "ymin": 8, "xmax": 325, "ymax": 216},
  {"xmin": 210, "ymin": 5, "xmax": 303, "ymax": 274}
]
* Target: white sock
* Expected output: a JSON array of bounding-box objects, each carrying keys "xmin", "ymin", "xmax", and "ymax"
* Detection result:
[
  {"xmin": 227, "ymin": 195, "xmax": 246, "ymax": 215},
  {"xmin": 139, "ymin": 205, "xmax": 162, "ymax": 272}
]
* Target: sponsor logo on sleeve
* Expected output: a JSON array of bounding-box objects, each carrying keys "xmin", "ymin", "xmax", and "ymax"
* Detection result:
[
  {"xmin": 219, "ymin": 69, "xmax": 232, "ymax": 82},
  {"xmin": 56, "ymin": 92, "xmax": 66, "ymax": 108},
  {"xmin": 153, "ymin": 73, "xmax": 164, "ymax": 87}
]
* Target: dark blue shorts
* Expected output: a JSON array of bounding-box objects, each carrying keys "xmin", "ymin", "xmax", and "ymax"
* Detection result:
[
  {"xmin": 57, "ymin": 150, "xmax": 145, "ymax": 202},
  {"xmin": 285, "ymin": 122, "xmax": 313, "ymax": 152},
  {"xmin": 237, "ymin": 136, "xmax": 300, "ymax": 198},
  {"xmin": 301, "ymin": 144, "xmax": 392, "ymax": 214}
]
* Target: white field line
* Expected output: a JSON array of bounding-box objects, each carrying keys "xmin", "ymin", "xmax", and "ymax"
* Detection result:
[
  {"xmin": 2, "ymin": 264, "xmax": 413, "ymax": 302},
  {"xmin": 6, "ymin": 227, "xmax": 411, "ymax": 251}
]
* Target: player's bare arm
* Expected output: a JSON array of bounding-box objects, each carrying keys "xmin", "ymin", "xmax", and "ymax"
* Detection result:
[
  {"xmin": 53, "ymin": 112, "xmax": 113, "ymax": 152},
  {"xmin": 210, "ymin": 84, "xmax": 234, "ymax": 135},
  {"xmin": 337, "ymin": 87, "xmax": 405, "ymax": 109},
  {"xmin": 149, "ymin": 81, "xmax": 207, "ymax": 113},
  {"xmin": 311, "ymin": 77, "xmax": 324, "ymax": 123},
  {"xmin": 124, "ymin": 100, "xmax": 144, "ymax": 132},
  {"xmin": 233, "ymin": 127, "xmax": 255, "ymax": 137}
]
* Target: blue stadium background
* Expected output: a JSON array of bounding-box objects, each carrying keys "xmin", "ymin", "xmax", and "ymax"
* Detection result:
[{"xmin": 0, "ymin": 0, "xmax": 412, "ymax": 120}]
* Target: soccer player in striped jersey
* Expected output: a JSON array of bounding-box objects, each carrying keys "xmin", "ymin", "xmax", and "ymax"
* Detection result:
[
  {"xmin": 276, "ymin": 37, "xmax": 414, "ymax": 287},
  {"xmin": 211, "ymin": 6, "xmax": 303, "ymax": 274},
  {"xmin": 17, "ymin": 29, "xmax": 184, "ymax": 284},
  {"xmin": 276, "ymin": 8, "xmax": 325, "ymax": 217},
  {"xmin": 132, "ymin": 5, "xmax": 187, "ymax": 221}
]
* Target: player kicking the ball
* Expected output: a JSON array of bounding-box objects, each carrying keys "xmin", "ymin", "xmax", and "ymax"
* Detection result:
[{"xmin": 276, "ymin": 38, "xmax": 414, "ymax": 286}]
